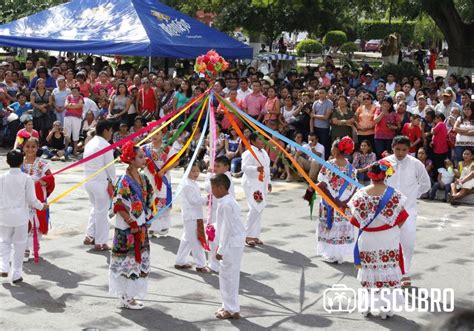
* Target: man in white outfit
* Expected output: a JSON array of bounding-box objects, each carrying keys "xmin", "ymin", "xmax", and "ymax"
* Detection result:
[
  {"xmin": 241, "ymin": 133, "xmax": 271, "ymax": 246},
  {"xmin": 83, "ymin": 120, "xmax": 116, "ymax": 251},
  {"xmin": 211, "ymin": 174, "xmax": 245, "ymax": 320},
  {"xmin": 384, "ymin": 135, "xmax": 431, "ymax": 287},
  {"xmin": 0, "ymin": 149, "xmax": 46, "ymax": 283}
]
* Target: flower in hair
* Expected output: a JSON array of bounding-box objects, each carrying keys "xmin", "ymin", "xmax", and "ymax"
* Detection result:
[
  {"xmin": 120, "ymin": 141, "xmax": 137, "ymax": 164},
  {"xmin": 337, "ymin": 136, "xmax": 355, "ymax": 155}
]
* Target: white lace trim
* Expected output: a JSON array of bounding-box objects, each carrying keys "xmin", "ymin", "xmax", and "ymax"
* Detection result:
[
  {"xmin": 109, "ymin": 273, "xmax": 148, "ymax": 299},
  {"xmin": 109, "ymin": 251, "xmax": 151, "ymax": 279}
]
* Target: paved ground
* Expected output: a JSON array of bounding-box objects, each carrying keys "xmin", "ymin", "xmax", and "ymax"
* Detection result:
[{"xmin": 0, "ymin": 157, "xmax": 473, "ymax": 330}]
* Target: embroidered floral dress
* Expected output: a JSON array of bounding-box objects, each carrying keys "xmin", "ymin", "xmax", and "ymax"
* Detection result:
[
  {"xmin": 109, "ymin": 174, "xmax": 154, "ymax": 300},
  {"xmin": 317, "ymin": 160, "xmax": 358, "ymax": 258},
  {"xmin": 348, "ymin": 188, "xmax": 408, "ymax": 289},
  {"xmin": 142, "ymin": 142, "xmax": 174, "ymax": 232},
  {"xmin": 21, "ymin": 158, "xmax": 54, "ymax": 249}
]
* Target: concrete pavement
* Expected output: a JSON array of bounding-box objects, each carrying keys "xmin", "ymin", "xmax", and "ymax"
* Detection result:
[{"xmin": 0, "ymin": 158, "xmax": 473, "ymax": 330}]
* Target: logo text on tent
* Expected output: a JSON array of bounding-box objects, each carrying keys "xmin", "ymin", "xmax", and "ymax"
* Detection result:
[{"xmin": 151, "ymin": 10, "xmax": 191, "ymax": 37}]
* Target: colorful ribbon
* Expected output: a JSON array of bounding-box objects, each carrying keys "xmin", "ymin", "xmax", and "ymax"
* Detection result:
[
  {"xmin": 217, "ymin": 94, "xmax": 363, "ymax": 190},
  {"xmin": 146, "ymin": 96, "xmax": 210, "ymax": 225}
]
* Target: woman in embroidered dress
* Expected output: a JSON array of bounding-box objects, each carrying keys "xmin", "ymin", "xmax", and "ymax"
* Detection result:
[
  {"xmin": 21, "ymin": 137, "xmax": 55, "ymax": 262},
  {"xmin": 109, "ymin": 141, "xmax": 154, "ymax": 310},
  {"xmin": 142, "ymin": 130, "xmax": 175, "ymax": 237},
  {"xmin": 348, "ymin": 160, "xmax": 409, "ymax": 319},
  {"xmin": 316, "ymin": 136, "xmax": 358, "ymax": 264}
]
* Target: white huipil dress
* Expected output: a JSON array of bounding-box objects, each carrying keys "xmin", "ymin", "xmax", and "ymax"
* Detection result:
[
  {"xmin": 316, "ymin": 160, "xmax": 357, "ymax": 259},
  {"xmin": 348, "ymin": 187, "xmax": 409, "ymax": 310}
]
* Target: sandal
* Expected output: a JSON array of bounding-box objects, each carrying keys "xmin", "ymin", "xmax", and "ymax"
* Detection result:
[
  {"xmin": 83, "ymin": 236, "xmax": 95, "ymax": 245},
  {"xmin": 94, "ymin": 244, "xmax": 109, "ymax": 251},
  {"xmin": 401, "ymin": 277, "xmax": 411, "ymax": 288},
  {"xmin": 215, "ymin": 310, "xmax": 240, "ymax": 320},
  {"xmin": 245, "ymin": 238, "xmax": 256, "ymax": 247},
  {"xmin": 174, "ymin": 264, "xmax": 193, "ymax": 269},
  {"xmin": 255, "ymin": 239, "xmax": 263, "ymax": 245}
]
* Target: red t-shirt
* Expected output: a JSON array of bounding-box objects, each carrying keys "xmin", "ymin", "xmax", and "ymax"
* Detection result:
[
  {"xmin": 402, "ymin": 123, "xmax": 422, "ymax": 153},
  {"xmin": 138, "ymin": 87, "xmax": 156, "ymax": 113},
  {"xmin": 432, "ymin": 121, "xmax": 449, "ymax": 154},
  {"xmin": 374, "ymin": 109, "xmax": 400, "ymax": 139}
]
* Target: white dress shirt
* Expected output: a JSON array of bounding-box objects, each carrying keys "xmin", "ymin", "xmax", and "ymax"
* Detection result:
[
  {"xmin": 181, "ymin": 178, "xmax": 207, "ymax": 221},
  {"xmin": 216, "ymin": 194, "xmax": 245, "ymax": 256},
  {"xmin": 0, "ymin": 168, "xmax": 43, "ymax": 227},
  {"xmin": 384, "ymin": 154, "xmax": 431, "ymax": 212},
  {"xmin": 83, "ymin": 135, "xmax": 116, "ymax": 182},
  {"xmin": 237, "ymin": 88, "xmax": 253, "ymax": 101},
  {"xmin": 205, "ymin": 171, "xmax": 235, "ymax": 224}
]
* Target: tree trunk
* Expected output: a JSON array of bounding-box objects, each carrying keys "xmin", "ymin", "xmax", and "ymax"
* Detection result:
[{"xmin": 422, "ymin": 0, "xmax": 473, "ymax": 75}]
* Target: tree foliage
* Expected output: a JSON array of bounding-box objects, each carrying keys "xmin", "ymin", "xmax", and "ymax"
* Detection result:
[
  {"xmin": 340, "ymin": 42, "xmax": 358, "ymax": 55},
  {"xmin": 322, "ymin": 31, "xmax": 347, "ymax": 48},
  {"xmin": 295, "ymin": 39, "xmax": 323, "ymax": 56},
  {"xmin": 0, "ymin": 0, "xmax": 67, "ymax": 24}
]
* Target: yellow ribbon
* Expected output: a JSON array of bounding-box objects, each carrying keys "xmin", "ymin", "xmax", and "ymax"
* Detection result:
[{"xmin": 48, "ymin": 98, "xmax": 198, "ymax": 205}]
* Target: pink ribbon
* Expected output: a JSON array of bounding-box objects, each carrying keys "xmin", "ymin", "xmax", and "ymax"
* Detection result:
[
  {"xmin": 207, "ymin": 94, "xmax": 217, "ymax": 228},
  {"xmin": 33, "ymin": 220, "xmax": 39, "ymax": 263},
  {"xmin": 51, "ymin": 93, "xmax": 207, "ymax": 176}
]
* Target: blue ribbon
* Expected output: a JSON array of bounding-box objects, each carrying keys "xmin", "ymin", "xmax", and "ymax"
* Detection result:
[
  {"xmin": 353, "ymin": 187, "xmax": 394, "ymax": 267},
  {"xmin": 221, "ymin": 96, "xmax": 363, "ymax": 189},
  {"xmin": 322, "ymin": 164, "xmax": 352, "ymax": 229},
  {"xmin": 146, "ymin": 94, "xmax": 211, "ymax": 225},
  {"xmin": 124, "ymin": 174, "xmax": 149, "ymax": 214}
]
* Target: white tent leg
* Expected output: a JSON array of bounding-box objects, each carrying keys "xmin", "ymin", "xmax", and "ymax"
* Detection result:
[{"xmin": 149, "ymin": 56, "xmax": 152, "ymax": 72}]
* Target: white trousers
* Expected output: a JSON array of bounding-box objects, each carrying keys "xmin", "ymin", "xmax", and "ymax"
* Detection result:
[
  {"xmin": 64, "ymin": 116, "xmax": 82, "ymax": 142},
  {"xmin": 246, "ymin": 207, "xmax": 263, "ymax": 238},
  {"xmin": 175, "ymin": 219, "xmax": 206, "ymax": 268},
  {"xmin": 219, "ymin": 247, "xmax": 244, "ymax": 313},
  {"xmin": 149, "ymin": 210, "xmax": 171, "ymax": 232},
  {"xmin": 0, "ymin": 224, "xmax": 28, "ymax": 280},
  {"xmin": 84, "ymin": 180, "xmax": 111, "ymax": 245},
  {"xmin": 400, "ymin": 210, "xmax": 416, "ymax": 276},
  {"xmin": 208, "ymin": 238, "xmax": 220, "ymax": 272}
]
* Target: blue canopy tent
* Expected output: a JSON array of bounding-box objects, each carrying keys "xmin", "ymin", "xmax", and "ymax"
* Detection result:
[{"xmin": 0, "ymin": 0, "xmax": 252, "ymax": 59}]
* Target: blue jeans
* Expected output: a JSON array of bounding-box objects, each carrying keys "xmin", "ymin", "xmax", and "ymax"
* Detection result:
[
  {"xmin": 55, "ymin": 111, "xmax": 65, "ymax": 125},
  {"xmin": 430, "ymin": 182, "xmax": 451, "ymax": 201},
  {"xmin": 315, "ymin": 127, "xmax": 330, "ymax": 159},
  {"xmin": 231, "ymin": 157, "xmax": 242, "ymax": 174},
  {"xmin": 374, "ymin": 138, "xmax": 393, "ymax": 158},
  {"xmin": 42, "ymin": 146, "xmax": 72, "ymax": 158}
]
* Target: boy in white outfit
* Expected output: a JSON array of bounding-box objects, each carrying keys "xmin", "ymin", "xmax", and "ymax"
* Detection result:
[
  {"xmin": 211, "ymin": 174, "xmax": 245, "ymax": 320},
  {"xmin": 205, "ymin": 156, "xmax": 235, "ymax": 272},
  {"xmin": 0, "ymin": 149, "xmax": 46, "ymax": 283},
  {"xmin": 175, "ymin": 163, "xmax": 211, "ymax": 273},
  {"xmin": 241, "ymin": 133, "xmax": 271, "ymax": 246}
]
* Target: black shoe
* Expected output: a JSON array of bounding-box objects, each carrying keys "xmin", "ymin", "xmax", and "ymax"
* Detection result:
[{"xmin": 12, "ymin": 277, "xmax": 23, "ymax": 284}]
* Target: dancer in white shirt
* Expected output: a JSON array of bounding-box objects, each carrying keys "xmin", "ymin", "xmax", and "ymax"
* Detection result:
[
  {"xmin": 0, "ymin": 149, "xmax": 46, "ymax": 283},
  {"xmin": 83, "ymin": 120, "xmax": 116, "ymax": 251},
  {"xmin": 204, "ymin": 156, "xmax": 235, "ymax": 272},
  {"xmin": 211, "ymin": 174, "xmax": 245, "ymax": 320},
  {"xmin": 241, "ymin": 133, "xmax": 271, "ymax": 247},
  {"xmin": 175, "ymin": 163, "xmax": 211, "ymax": 273},
  {"xmin": 384, "ymin": 135, "xmax": 431, "ymax": 287}
]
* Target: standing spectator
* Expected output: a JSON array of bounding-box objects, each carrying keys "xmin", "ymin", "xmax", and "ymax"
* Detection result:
[
  {"xmin": 64, "ymin": 86, "xmax": 84, "ymax": 156},
  {"xmin": 355, "ymin": 93, "xmax": 377, "ymax": 149},
  {"xmin": 396, "ymin": 101, "xmax": 411, "ymax": 131},
  {"xmin": 411, "ymin": 95, "xmax": 431, "ymax": 118},
  {"xmin": 428, "ymin": 48, "xmax": 438, "ymax": 78},
  {"xmin": 435, "ymin": 88, "xmax": 460, "ymax": 118},
  {"xmin": 92, "ymin": 71, "xmax": 112, "ymax": 96},
  {"xmin": 262, "ymin": 86, "xmax": 280, "ymax": 130},
  {"xmin": 453, "ymin": 103, "xmax": 474, "ymax": 162},
  {"xmin": 158, "ymin": 80, "xmax": 175, "ymax": 118},
  {"xmin": 108, "ymin": 83, "xmax": 131, "ymax": 130},
  {"xmin": 431, "ymin": 113, "xmax": 450, "ymax": 171},
  {"xmin": 237, "ymin": 78, "xmax": 252, "ymax": 101},
  {"xmin": 51, "ymin": 78, "xmax": 71, "ymax": 124},
  {"xmin": 172, "ymin": 79, "xmax": 192, "ymax": 122},
  {"xmin": 374, "ymin": 97, "xmax": 400, "ymax": 158},
  {"xmin": 417, "ymin": 147, "xmax": 434, "ymax": 179},
  {"xmin": 242, "ymin": 81, "xmax": 266, "ymax": 121},
  {"xmin": 137, "ymin": 78, "xmax": 158, "ymax": 120},
  {"xmin": 30, "ymin": 78, "xmax": 54, "ymax": 146},
  {"xmin": 29, "ymin": 67, "xmax": 56, "ymax": 91},
  {"xmin": 330, "ymin": 95, "xmax": 355, "ymax": 143},
  {"xmin": 22, "ymin": 59, "xmax": 36, "ymax": 81},
  {"xmin": 76, "ymin": 72, "xmax": 92, "ymax": 99},
  {"xmin": 401, "ymin": 114, "xmax": 422, "ymax": 156},
  {"xmin": 310, "ymin": 87, "xmax": 333, "ymax": 159}
]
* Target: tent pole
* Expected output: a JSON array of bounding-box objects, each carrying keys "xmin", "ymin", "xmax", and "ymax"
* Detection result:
[{"xmin": 148, "ymin": 56, "xmax": 151, "ymax": 72}]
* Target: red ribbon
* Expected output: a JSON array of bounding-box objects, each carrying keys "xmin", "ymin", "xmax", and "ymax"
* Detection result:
[{"xmin": 34, "ymin": 174, "xmax": 55, "ymax": 235}]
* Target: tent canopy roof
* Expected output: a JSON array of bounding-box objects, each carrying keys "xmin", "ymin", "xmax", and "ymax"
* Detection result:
[{"xmin": 0, "ymin": 0, "xmax": 252, "ymax": 59}]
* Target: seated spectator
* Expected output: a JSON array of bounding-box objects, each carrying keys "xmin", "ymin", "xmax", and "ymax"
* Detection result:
[
  {"xmin": 43, "ymin": 120, "xmax": 72, "ymax": 161},
  {"xmin": 352, "ymin": 139, "xmax": 377, "ymax": 183},
  {"xmin": 417, "ymin": 147, "xmax": 434, "ymax": 179},
  {"xmin": 402, "ymin": 114, "xmax": 422, "ymax": 156},
  {"xmin": 112, "ymin": 121, "xmax": 130, "ymax": 158},
  {"xmin": 13, "ymin": 116, "xmax": 39, "ymax": 149},
  {"xmin": 295, "ymin": 132, "xmax": 324, "ymax": 182},
  {"xmin": 77, "ymin": 110, "xmax": 97, "ymax": 153},
  {"xmin": 449, "ymin": 149, "xmax": 474, "ymax": 204},
  {"xmin": 224, "ymin": 128, "xmax": 241, "ymax": 161},
  {"xmin": 430, "ymin": 159, "xmax": 454, "ymax": 202},
  {"xmin": 284, "ymin": 132, "xmax": 306, "ymax": 182},
  {"xmin": 130, "ymin": 116, "xmax": 147, "ymax": 143},
  {"xmin": 453, "ymin": 103, "xmax": 474, "ymax": 162},
  {"xmin": 267, "ymin": 134, "xmax": 285, "ymax": 180},
  {"xmin": 8, "ymin": 92, "xmax": 32, "ymax": 117}
]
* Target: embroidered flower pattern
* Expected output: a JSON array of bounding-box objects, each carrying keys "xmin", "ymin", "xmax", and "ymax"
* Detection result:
[
  {"xmin": 351, "ymin": 191, "xmax": 405, "ymax": 227},
  {"xmin": 359, "ymin": 248, "xmax": 401, "ymax": 289},
  {"xmin": 253, "ymin": 190, "xmax": 263, "ymax": 203}
]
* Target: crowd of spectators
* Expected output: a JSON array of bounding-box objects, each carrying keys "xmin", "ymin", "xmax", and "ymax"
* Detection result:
[{"xmin": 0, "ymin": 53, "xmax": 472, "ymax": 203}]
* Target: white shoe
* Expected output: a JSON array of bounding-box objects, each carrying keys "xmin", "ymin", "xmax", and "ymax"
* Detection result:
[
  {"xmin": 380, "ymin": 309, "xmax": 393, "ymax": 320},
  {"xmin": 149, "ymin": 230, "xmax": 156, "ymax": 238},
  {"xmin": 121, "ymin": 297, "xmax": 145, "ymax": 310},
  {"xmin": 158, "ymin": 228, "xmax": 169, "ymax": 237},
  {"xmin": 360, "ymin": 310, "xmax": 370, "ymax": 317},
  {"xmin": 23, "ymin": 250, "xmax": 30, "ymax": 263},
  {"xmin": 321, "ymin": 256, "xmax": 337, "ymax": 263}
]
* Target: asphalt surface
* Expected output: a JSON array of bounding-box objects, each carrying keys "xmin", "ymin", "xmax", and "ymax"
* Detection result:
[{"xmin": 0, "ymin": 157, "xmax": 473, "ymax": 330}]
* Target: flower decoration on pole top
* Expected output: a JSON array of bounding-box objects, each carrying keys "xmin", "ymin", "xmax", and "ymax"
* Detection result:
[{"xmin": 194, "ymin": 50, "xmax": 229, "ymax": 80}]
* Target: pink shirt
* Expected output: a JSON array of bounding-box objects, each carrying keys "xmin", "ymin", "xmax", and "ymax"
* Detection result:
[
  {"xmin": 243, "ymin": 92, "xmax": 267, "ymax": 117},
  {"xmin": 432, "ymin": 121, "xmax": 449, "ymax": 154}
]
